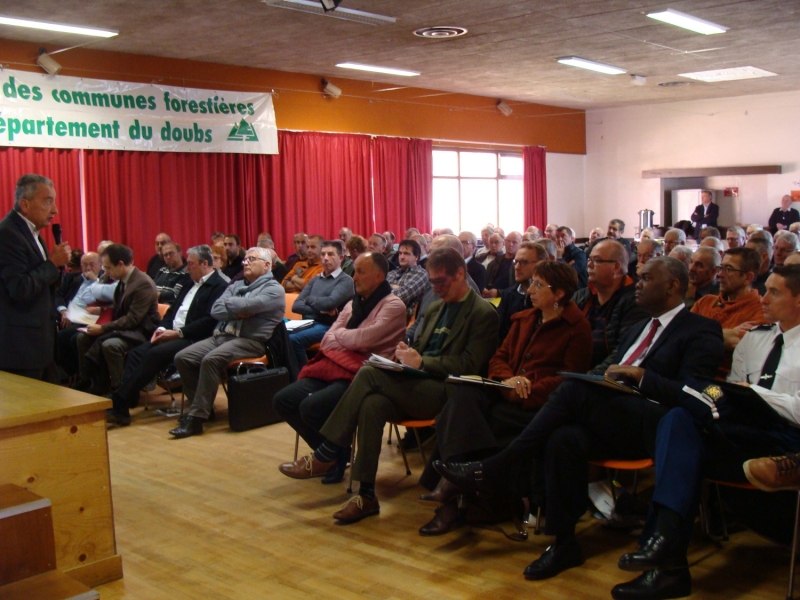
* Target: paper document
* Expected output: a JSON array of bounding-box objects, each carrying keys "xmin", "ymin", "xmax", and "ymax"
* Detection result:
[
  {"xmin": 446, "ymin": 375, "xmax": 513, "ymax": 389},
  {"xmin": 67, "ymin": 304, "xmax": 100, "ymax": 326},
  {"xmin": 285, "ymin": 319, "xmax": 315, "ymax": 332}
]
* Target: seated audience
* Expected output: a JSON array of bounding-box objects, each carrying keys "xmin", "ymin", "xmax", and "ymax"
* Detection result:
[
  {"xmin": 56, "ymin": 252, "xmax": 102, "ymax": 377},
  {"xmin": 582, "ymin": 227, "xmax": 605, "ymax": 256},
  {"xmin": 418, "ymin": 261, "xmax": 592, "ymax": 535},
  {"xmin": 210, "ymin": 243, "xmax": 231, "ymax": 283},
  {"xmin": 222, "ymin": 234, "xmax": 245, "ymax": 279},
  {"xmin": 386, "ymin": 239, "xmax": 429, "ymax": 317},
  {"xmin": 526, "ymin": 225, "xmax": 542, "ymax": 240},
  {"xmin": 66, "ymin": 249, "xmax": 83, "ymax": 273},
  {"xmin": 640, "ymin": 228, "xmax": 655, "ymax": 241},
  {"xmin": 496, "ymin": 242, "xmax": 546, "ymax": 341},
  {"xmin": 278, "ymin": 247, "xmax": 499, "ymax": 524},
  {"xmin": 412, "ymin": 234, "xmax": 430, "ymax": 269},
  {"xmin": 726, "ymin": 225, "xmax": 747, "ymax": 249},
  {"xmin": 434, "ymin": 257, "xmax": 723, "ymax": 587},
  {"xmin": 273, "ymin": 252, "xmax": 406, "ymax": 483},
  {"xmin": 474, "ymin": 226, "xmax": 495, "ymax": 263},
  {"xmin": 105, "ymin": 245, "xmax": 228, "ymax": 425},
  {"xmin": 786, "ymin": 251, "xmax": 800, "ymax": 265},
  {"xmin": 574, "ymin": 240, "xmax": 648, "ymax": 374},
  {"xmin": 669, "ymin": 246, "xmax": 693, "ymax": 269},
  {"xmin": 484, "ymin": 231, "xmax": 521, "ymax": 298},
  {"xmin": 478, "ymin": 230, "xmax": 503, "ymax": 267},
  {"xmin": 211, "ymin": 231, "xmax": 225, "ymax": 245},
  {"xmin": 544, "ymin": 223, "xmax": 558, "ymax": 241},
  {"xmin": 747, "ymin": 236, "xmax": 773, "ymax": 296},
  {"xmin": 536, "ymin": 238, "xmax": 558, "ymax": 261},
  {"xmin": 146, "ymin": 232, "xmax": 171, "ymax": 280},
  {"xmin": 791, "ymin": 222, "xmax": 800, "ymax": 237},
  {"xmin": 338, "ymin": 227, "xmax": 353, "ymax": 249},
  {"xmin": 458, "ymin": 231, "xmax": 488, "ymax": 293},
  {"xmin": 285, "ymin": 233, "xmax": 309, "ymax": 272},
  {"xmin": 346, "ymin": 235, "xmax": 368, "ymax": 263},
  {"xmin": 555, "ymin": 226, "xmax": 588, "ymax": 288},
  {"xmin": 700, "ymin": 235, "xmax": 725, "ymax": 259},
  {"xmin": 698, "ymin": 226, "xmax": 721, "ymax": 241},
  {"xmin": 746, "ymin": 224, "xmax": 763, "ymax": 239},
  {"xmin": 617, "ymin": 264, "xmax": 800, "ymax": 600},
  {"xmin": 604, "ymin": 219, "xmax": 632, "ymax": 252},
  {"xmin": 153, "ymin": 242, "xmax": 191, "ymax": 305},
  {"xmin": 289, "ymin": 240, "xmax": 354, "ymax": 367},
  {"xmin": 170, "ymin": 247, "xmax": 285, "ymax": 438},
  {"xmin": 774, "ymin": 230, "xmax": 800, "ymax": 266},
  {"xmin": 663, "ymin": 228, "xmax": 686, "ymax": 255},
  {"xmin": 691, "ymin": 247, "xmax": 765, "ymax": 374},
  {"xmin": 282, "ymin": 234, "xmax": 324, "ymax": 292},
  {"xmin": 686, "ymin": 247, "xmax": 720, "ymax": 309},
  {"xmin": 74, "ymin": 244, "xmax": 161, "ymax": 395},
  {"xmin": 635, "ymin": 238, "xmax": 663, "ymax": 278}
]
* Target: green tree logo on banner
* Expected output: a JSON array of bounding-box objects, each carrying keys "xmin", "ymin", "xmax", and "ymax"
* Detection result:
[{"xmin": 227, "ymin": 119, "xmax": 259, "ymax": 142}]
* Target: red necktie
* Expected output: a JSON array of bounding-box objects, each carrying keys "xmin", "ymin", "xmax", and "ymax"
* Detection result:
[{"xmin": 622, "ymin": 319, "xmax": 661, "ymax": 366}]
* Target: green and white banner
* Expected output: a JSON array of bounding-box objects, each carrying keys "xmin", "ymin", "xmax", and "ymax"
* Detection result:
[{"xmin": 0, "ymin": 69, "xmax": 277, "ymax": 154}]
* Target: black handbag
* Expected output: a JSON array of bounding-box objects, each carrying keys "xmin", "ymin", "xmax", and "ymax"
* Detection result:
[{"xmin": 227, "ymin": 363, "xmax": 290, "ymax": 432}]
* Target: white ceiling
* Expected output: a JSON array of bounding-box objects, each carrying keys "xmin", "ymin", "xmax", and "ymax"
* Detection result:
[{"xmin": 1, "ymin": 0, "xmax": 799, "ymax": 109}]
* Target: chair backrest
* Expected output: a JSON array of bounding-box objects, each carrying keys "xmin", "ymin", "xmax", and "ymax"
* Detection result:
[
  {"xmin": 157, "ymin": 303, "xmax": 171, "ymax": 318},
  {"xmin": 284, "ymin": 293, "xmax": 302, "ymax": 320}
]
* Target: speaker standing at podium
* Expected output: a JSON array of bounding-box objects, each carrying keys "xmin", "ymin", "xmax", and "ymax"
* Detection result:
[{"xmin": 0, "ymin": 174, "xmax": 71, "ymax": 382}]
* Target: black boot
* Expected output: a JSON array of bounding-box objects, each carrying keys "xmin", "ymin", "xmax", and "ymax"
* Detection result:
[{"xmin": 169, "ymin": 415, "xmax": 204, "ymax": 438}]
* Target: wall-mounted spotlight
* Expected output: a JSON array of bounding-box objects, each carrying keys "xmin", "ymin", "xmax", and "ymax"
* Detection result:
[
  {"xmin": 321, "ymin": 78, "xmax": 342, "ymax": 98},
  {"xmin": 496, "ymin": 100, "xmax": 512, "ymax": 117},
  {"xmin": 36, "ymin": 49, "xmax": 61, "ymax": 75},
  {"xmin": 320, "ymin": 0, "xmax": 342, "ymax": 11}
]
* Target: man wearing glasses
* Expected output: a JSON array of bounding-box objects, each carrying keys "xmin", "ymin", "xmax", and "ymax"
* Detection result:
[
  {"xmin": 573, "ymin": 240, "xmax": 648, "ymax": 374},
  {"xmin": 496, "ymin": 241, "xmax": 547, "ymax": 341},
  {"xmin": 170, "ymin": 247, "xmax": 285, "ymax": 438},
  {"xmin": 152, "ymin": 242, "xmax": 191, "ymax": 306},
  {"xmin": 690, "ymin": 247, "xmax": 766, "ymax": 376}
]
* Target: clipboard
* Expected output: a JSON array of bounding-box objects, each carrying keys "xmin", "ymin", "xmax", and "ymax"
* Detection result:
[{"xmin": 557, "ymin": 371, "xmax": 644, "ymax": 396}]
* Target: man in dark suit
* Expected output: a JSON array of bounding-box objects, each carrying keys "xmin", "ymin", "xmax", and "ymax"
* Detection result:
[
  {"xmin": 435, "ymin": 256, "xmax": 724, "ymax": 583},
  {"xmin": 691, "ymin": 190, "xmax": 719, "ymax": 232},
  {"xmin": 278, "ymin": 247, "xmax": 500, "ymax": 524},
  {"xmin": 75, "ymin": 244, "xmax": 161, "ymax": 395},
  {"xmin": 768, "ymin": 194, "xmax": 800, "ymax": 234},
  {"xmin": 458, "ymin": 231, "xmax": 488, "ymax": 293},
  {"xmin": 106, "ymin": 245, "xmax": 228, "ymax": 425},
  {"xmin": 0, "ymin": 174, "xmax": 71, "ymax": 382}
]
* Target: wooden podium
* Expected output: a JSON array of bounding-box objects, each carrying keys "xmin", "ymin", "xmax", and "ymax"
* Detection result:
[{"xmin": 0, "ymin": 373, "xmax": 122, "ymax": 587}]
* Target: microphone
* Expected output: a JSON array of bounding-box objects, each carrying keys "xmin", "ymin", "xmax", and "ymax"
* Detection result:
[{"xmin": 52, "ymin": 223, "xmax": 62, "ymax": 245}]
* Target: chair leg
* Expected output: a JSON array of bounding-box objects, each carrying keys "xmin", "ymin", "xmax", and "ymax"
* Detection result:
[
  {"xmin": 347, "ymin": 430, "xmax": 357, "ymax": 494},
  {"xmin": 413, "ymin": 427, "xmax": 428, "ymax": 465},
  {"xmin": 787, "ymin": 490, "xmax": 800, "ymax": 600},
  {"xmin": 395, "ymin": 423, "xmax": 411, "ymax": 476},
  {"xmin": 294, "ymin": 431, "xmax": 300, "ymax": 461},
  {"xmin": 714, "ymin": 483, "xmax": 730, "ymax": 542},
  {"xmin": 387, "ymin": 424, "xmax": 393, "ymax": 445}
]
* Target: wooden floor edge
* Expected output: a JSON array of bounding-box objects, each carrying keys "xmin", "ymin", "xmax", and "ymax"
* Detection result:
[{"xmin": 63, "ymin": 554, "xmax": 123, "ymax": 588}]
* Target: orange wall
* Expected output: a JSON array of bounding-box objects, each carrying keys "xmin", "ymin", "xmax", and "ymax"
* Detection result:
[{"xmin": 0, "ymin": 39, "xmax": 585, "ymax": 154}]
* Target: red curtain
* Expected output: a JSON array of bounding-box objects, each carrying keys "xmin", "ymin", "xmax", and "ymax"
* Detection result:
[
  {"xmin": 260, "ymin": 131, "xmax": 373, "ymax": 250},
  {"xmin": 372, "ymin": 136, "xmax": 432, "ymax": 236},
  {"xmin": 0, "ymin": 147, "xmax": 83, "ymax": 251},
  {"xmin": 523, "ymin": 146, "xmax": 547, "ymax": 229}
]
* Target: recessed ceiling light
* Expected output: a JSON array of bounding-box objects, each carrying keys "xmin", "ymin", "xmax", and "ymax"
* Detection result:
[
  {"xmin": 679, "ymin": 66, "xmax": 777, "ymax": 83},
  {"xmin": 557, "ymin": 56, "xmax": 626, "ymax": 75},
  {"xmin": 647, "ymin": 9, "xmax": 727, "ymax": 35},
  {"xmin": 336, "ymin": 62, "xmax": 420, "ymax": 77},
  {"xmin": 413, "ymin": 26, "xmax": 468, "ymax": 39},
  {"xmin": 0, "ymin": 15, "xmax": 118, "ymax": 37}
]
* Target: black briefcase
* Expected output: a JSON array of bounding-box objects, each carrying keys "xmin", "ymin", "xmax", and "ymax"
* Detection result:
[{"xmin": 227, "ymin": 364, "xmax": 290, "ymax": 432}]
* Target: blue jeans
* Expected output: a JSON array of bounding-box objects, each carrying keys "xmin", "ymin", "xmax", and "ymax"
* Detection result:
[{"xmin": 288, "ymin": 322, "xmax": 330, "ymax": 367}]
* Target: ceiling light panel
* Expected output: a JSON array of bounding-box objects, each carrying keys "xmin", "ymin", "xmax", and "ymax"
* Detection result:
[
  {"xmin": 557, "ymin": 57, "xmax": 626, "ymax": 75},
  {"xmin": 336, "ymin": 62, "xmax": 420, "ymax": 77},
  {"xmin": 646, "ymin": 9, "xmax": 728, "ymax": 35},
  {"xmin": 0, "ymin": 15, "xmax": 117, "ymax": 37},
  {"xmin": 679, "ymin": 66, "xmax": 777, "ymax": 82}
]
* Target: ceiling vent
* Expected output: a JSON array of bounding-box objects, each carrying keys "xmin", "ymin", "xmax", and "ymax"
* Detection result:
[
  {"xmin": 413, "ymin": 26, "xmax": 468, "ymax": 39},
  {"xmin": 261, "ymin": 0, "xmax": 395, "ymax": 25}
]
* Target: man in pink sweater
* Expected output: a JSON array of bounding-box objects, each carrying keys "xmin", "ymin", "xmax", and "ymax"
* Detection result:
[{"xmin": 272, "ymin": 252, "xmax": 407, "ymax": 483}]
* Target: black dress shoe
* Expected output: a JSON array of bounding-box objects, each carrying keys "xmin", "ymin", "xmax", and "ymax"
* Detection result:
[
  {"xmin": 419, "ymin": 498, "xmax": 464, "ymax": 536},
  {"xmin": 419, "ymin": 478, "xmax": 459, "ymax": 505},
  {"xmin": 523, "ymin": 538, "xmax": 584, "ymax": 580},
  {"xmin": 611, "ymin": 568, "xmax": 691, "ymax": 600},
  {"xmin": 105, "ymin": 408, "xmax": 131, "ymax": 426},
  {"xmin": 618, "ymin": 534, "xmax": 686, "ymax": 572},
  {"xmin": 169, "ymin": 415, "xmax": 204, "ymax": 438},
  {"xmin": 321, "ymin": 449, "xmax": 350, "ymax": 485},
  {"xmin": 177, "ymin": 407, "xmax": 214, "ymax": 427},
  {"xmin": 432, "ymin": 460, "xmax": 489, "ymax": 492}
]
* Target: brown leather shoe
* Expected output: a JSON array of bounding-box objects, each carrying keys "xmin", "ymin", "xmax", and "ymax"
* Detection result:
[
  {"xmin": 278, "ymin": 454, "xmax": 335, "ymax": 479},
  {"xmin": 333, "ymin": 495, "xmax": 380, "ymax": 524},
  {"xmin": 744, "ymin": 452, "xmax": 800, "ymax": 491},
  {"xmin": 418, "ymin": 478, "xmax": 459, "ymax": 505}
]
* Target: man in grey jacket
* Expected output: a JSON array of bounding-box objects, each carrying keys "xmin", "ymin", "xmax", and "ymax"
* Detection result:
[{"xmin": 170, "ymin": 247, "xmax": 286, "ymax": 438}]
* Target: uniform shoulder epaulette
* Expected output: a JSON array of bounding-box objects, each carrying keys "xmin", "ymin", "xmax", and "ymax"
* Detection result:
[{"xmin": 750, "ymin": 323, "xmax": 777, "ymax": 331}]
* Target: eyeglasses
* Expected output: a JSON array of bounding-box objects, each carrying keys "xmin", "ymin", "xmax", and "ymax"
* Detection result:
[
  {"xmin": 243, "ymin": 256, "xmax": 266, "ymax": 263},
  {"xmin": 513, "ymin": 259, "xmax": 534, "ymax": 266},
  {"xmin": 720, "ymin": 265, "xmax": 747, "ymax": 275},
  {"xmin": 530, "ymin": 280, "xmax": 552, "ymax": 291},
  {"xmin": 587, "ymin": 256, "xmax": 617, "ymax": 264}
]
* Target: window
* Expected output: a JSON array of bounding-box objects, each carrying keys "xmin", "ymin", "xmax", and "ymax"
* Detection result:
[{"xmin": 432, "ymin": 149, "xmax": 523, "ymax": 234}]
